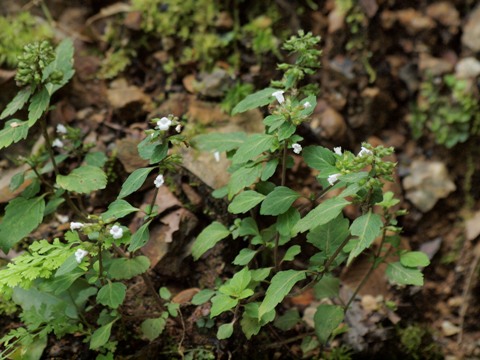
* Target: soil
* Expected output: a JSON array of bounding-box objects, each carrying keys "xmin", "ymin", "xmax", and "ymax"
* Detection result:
[{"xmin": 1, "ymin": 0, "xmax": 480, "ymax": 359}]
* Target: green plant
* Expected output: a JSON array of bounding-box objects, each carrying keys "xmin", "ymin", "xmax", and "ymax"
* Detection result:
[
  {"xmin": 398, "ymin": 325, "xmax": 443, "ymax": 360},
  {"xmin": 0, "ymin": 12, "xmax": 53, "ymax": 68},
  {"xmin": 191, "ymin": 31, "xmax": 429, "ymax": 347},
  {"xmin": 411, "ymin": 74, "xmax": 480, "ymax": 148}
]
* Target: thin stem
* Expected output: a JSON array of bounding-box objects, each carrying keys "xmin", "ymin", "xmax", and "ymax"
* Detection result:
[
  {"xmin": 263, "ymin": 331, "xmax": 315, "ymax": 349},
  {"xmin": 98, "ymin": 243, "xmax": 105, "ymax": 286},
  {"xmin": 274, "ymin": 143, "xmax": 289, "ymax": 272}
]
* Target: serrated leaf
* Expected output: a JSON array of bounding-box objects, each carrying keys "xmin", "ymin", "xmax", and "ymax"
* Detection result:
[
  {"xmin": 258, "ymin": 270, "xmax": 306, "ymax": 319},
  {"xmin": 210, "ymin": 294, "xmax": 238, "ymax": 318},
  {"xmin": 28, "ymin": 87, "xmax": 50, "ymax": 125},
  {"xmin": 400, "ymin": 251, "xmax": 430, "ymax": 267},
  {"xmin": 97, "ymin": 282, "xmax": 126, "ymax": 309},
  {"xmin": 191, "ymin": 289, "xmax": 216, "ymax": 305},
  {"xmin": 307, "ymin": 215, "xmax": 349, "ymax": 263},
  {"xmin": 347, "ymin": 211, "xmax": 383, "ymax": 265},
  {"xmin": 193, "ymin": 132, "xmax": 248, "ymax": 152},
  {"xmin": 292, "ymin": 197, "xmax": 350, "ymax": 235},
  {"xmin": 233, "ymin": 248, "xmax": 258, "ymax": 266},
  {"xmin": 141, "ymin": 317, "xmax": 166, "ymax": 341},
  {"xmin": 150, "ymin": 143, "xmax": 168, "ymax": 163},
  {"xmin": 90, "ymin": 321, "xmax": 114, "ymax": 349},
  {"xmin": 217, "ymin": 323, "xmax": 234, "ymax": 340},
  {"xmin": 232, "ymin": 87, "xmax": 277, "ymax": 115},
  {"xmin": 118, "ymin": 167, "xmax": 154, "ymax": 199},
  {"xmin": 128, "ymin": 220, "xmax": 151, "ymax": 252},
  {"xmin": 277, "ymin": 122, "xmax": 296, "ymax": 141},
  {"xmin": 56, "ymin": 165, "xmax": 107, "ymax": 194},
  {"xmin": 0, "ymin": 196, "xmax": 45, "ymax": 252},
  {"xmin": 386, "ymin": 262, "xmax": 424, "ymax": 286},
  {"xmin": 260, "ymin": 186, "xmax": 300, "ymax": 216},
  {"xmin": 314, "ymin": 304, "xmax": 344, "ymax": 344},
  {"xmin": 192, "ymin": 222, "xmax": 230, "ymax": 260},
  {"xmin": 0, "ymin": 120, "xmax": 29, "ymax": 150},
  {"xmin": 313, "ymin": 276, "xmax": 340, "ymax": 299},
  {"xmin": 85, "ymin": 151, "xmax": 108, "ymax": 167},
  {"xmin": 44, "ymin": 38, "xmax": 75, "ymax": 95},
  {"xmin": 238, "ymin": 217, "xmax": 259, "ymax": 236},
  {"xmin": 228, "ymin": 191, "xmax": 265, "ymax": 214},
  {"xmin": 219, "ymin": 267, "xmax": 252, "ymax": 298},
  {"xmin": 282, "ymin": 245, "xmax": 301, "ymax": 262},
  {"xmin": 274, "ymin": 309, "xmax": 300, "ymax": 331},
  {"xmin": 101, "ymin": 199, "xmax": 139, "ymax": 220},
  {"xmin": 232, "ymin": 134, "xmax": 276, "ymax": 165},
  {"xmin": 109, "ymin": 256, "xmax": 150, "ymax": 280},
  {"xmin": 0, "ymin": 87, "xmax": 32, "ymax": 119},
  {"xmin": 9, "ymin": 171, "xmax": 25, "ymax": 191},
  {"xmin": 276, "ymin": 208, "xmax": 301, "ymax": 237},
  {"xmin": 241, "ymin": 302, "xmax": 275, "ymax": 339},
  {"xmin": 303, "ymin": 146, "xmax": 337, "ymax": 174},
  {"xmin": 228, "ymin": 163, "xmax": 263, "ymax": 199},
  {"xmin": 261, "ymin": 158, "xmax": 278, "ymax": 181}
]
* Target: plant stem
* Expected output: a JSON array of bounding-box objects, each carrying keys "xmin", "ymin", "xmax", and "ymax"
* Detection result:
[
  {"xmin": 98, "ymin": 243, "xmax": 105, "ymax": 286},
  {"xmin": 273, "ymin": 143, "xmax": 289, "ymax": 272}
]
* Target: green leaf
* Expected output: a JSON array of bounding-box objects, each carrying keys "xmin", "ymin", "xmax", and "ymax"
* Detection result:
[
  {"xmin": 85, "ymin": 151, "xmax": 108, "ymax": 167},
  {"xmin": 400, "ymin": 251, "xmax": 430, "ymax": 267},
  {"xmin": 159, "ymin": 287, "xmax": 171, "ymax": 300},
  {"xmin": 261, "ymin": 158, "xmax": 278, "ymax": 181},
  {"xmin": 0, "ymin": 120, "xmax": 29, "ymax": 150},
  {"xmin": 228, "ymin": 191, "xmax": 265, "ymax": 214},
  {"xmin": 276, "ymin": 208, "xmax": 301, "ymax": 237},
  {"xmin": 282, "ymin": 245, "xmax": 301, "ymax": 262},
  {"xmin": 217, "ymin": 323, "xmax": 234, "ymax": 340},
  {"xmin": 193, "ymin": 132, "xmax": 248, "ymax": 152},
  {"xmin": 150, "ymin": 143, "xmax": 168, "ymax": 163},
  {"xmin": 210, "ymin": 294, "xmax": 238, "ymax": 317},
  {"xmin": 303, "ymin": 146, "xmax": 337, "ymax": 174},
  {"xmin": 314, "ymin": 304, "xmax": 344, "ymax": 344},
  {"xmin": 313, "ymin": 276, "xmax": 340, "ymax": 299},
  {"xmin": 258, "ymin": 270, "xmax": 306, "ymax": 319},
  {"xmin": 238, "ymin": 217, "xmax": 260, "ymax": 236},
  {"xmin": 274, "ymin": 309, "xmax": 300, "ymax": 331},
  {"xmin": 232, "ymin": 87, "xmax": 278, "ymax": 115},
  {"xmin": 228, "ymin": 163, "xmax": 263, "ymax": 199},
  {"xmin": 118, "ymin": 167, "xmax": 154, "ymax": 199},
  {"xmin": 90, "ymin": 321, "xmax": 114, "ymax": 349},
  {"xmin": 28, "ymin": 87, "xmax": 50, "ymax": 125},
  {"xmin": 347, "ymin": 210, "xmax": 383, "ymax": 265},
  {"xmin": 232, "ymin": 134, "xmax": 276, "ymax": 165},
  {"xmin": 191, "ymin": 289, "xmax": 216, "ymax": 305},
  {"xmin": 128, "ymin": 221, "xmax": 151, "ymax": 252},
  {"xmin": 260, "ymin": 186, "xmax": 300, "ymax": 216},
  {"xmin": 307, "ymin": 215, "xmax": 350, "ymax": 263},
  {"xmin": 192, "ymin": 222, "xmax": 230, "ymax": 260},
  {"xmin": 241, "ymin": 302, "xmax": 276, "ymax": 339},
  {"xmin": 56, "ymin": 165, "xmax": 107, "ymax": 194},
  {"xmin": 108, "ymin": 256, "xmax": 150, "ymax": 280},
  {"xmin": 219, "ymin": 267, "xmax": 252, "ymax": 298},
  {"xmin": 97, "ymin": 282, "xmax": 126, "ymax": 309},
  {"xmin": 292, "ymin": 197, "xmax": 350, "ymax": 235},
  {"xmin": 141, "ymin": 317, "xmax": 166, "ymax": 341},
  {"xmin": 44, "ymin": 38, "xmax": 75, "ymax": 95},
  {"xmin": 386, "ymin": 262, "xmax": 424, "ymax": 286},
  {"xmin": 233, "ymin": 248, "xmax": 258, "ymax": 266},
  {"xmin": 0, "ymin": 87, "xmax": 32, "ymax": 119},
  {"xmin": 277, "ymin": 122, "xmax": 296, "ymax": 141},
  {"xmin": 0, "ymin": 196, "xmax": 45, "ymax": 252},
  {"xmin": 101, "ymin": 199, "xmax": 139, "ymax": 220}
]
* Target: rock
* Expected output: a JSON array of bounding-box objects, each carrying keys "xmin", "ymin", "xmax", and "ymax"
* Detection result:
[
  {"xmin": 395, "ymin": 8, "xmax": 435, "ymax": 34},
  {"xmin": 310, "ymin": 106, "xmax": 347, "ymax": 142},
  {"xmin": 465, "ymin": 211, "xmax": 480, "ymax": 241},
  {"xmin": 455, "ymin": 57, "xmax": 480, "ymax": 79},
  {"xmin": 328, "ymin": 55, "xmax": 355, "ymax": 81},
  {"xmin": 441, "ymin": 320, "xmax": 461, "ymax": 336},
  {"xmin": 426, "ymin": 2, "xmax": 460, "ymax": 28},
  {"xmin": 360, "ymin": 0, "xmax": 379, "ymax": 18},
  {"xmin": 107, "ymin": 78, "xmax": 152, "ymax": 112},
  {"xmin": 419, "ymin": 53, "xmax": 454, "ymax": 76},
  {"xmin": 193, "ymin": 68, "xmax": 233, "ymax": 98},
  {"xmin": 419, "ymin": 237, "xmax": 442, "ymax": 260},
  {"xmin": 116, "ymin": 138, "xmax": 149, "ymax": 173},
  {"xmin": 403, "ymin": 160, "xmax": 456, "ymax": 212},
  {"xmin": 328, "ymin": 7, "xmax": 345, "ymax": 33},
  {"xmin": 462, "ymin": 6, "xmax": 480, "ymax": 52}
]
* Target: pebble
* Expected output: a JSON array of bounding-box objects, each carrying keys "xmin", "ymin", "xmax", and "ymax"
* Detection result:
[
  {"xmin": 462, "ymin": 6, "xmax": 480, "ymax": 52},
  {"xmin": 426, "ymin": 2, "xmax": 460, "ymax": 28},
  {"xmin": 455, "ymin": 57, "xmax": 480, "ymax": 79},
  {"xmin": 441, "ymin": 320, "xmax": 461, "ymax": 336}
]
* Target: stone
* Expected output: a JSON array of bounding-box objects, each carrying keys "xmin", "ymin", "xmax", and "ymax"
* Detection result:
[
  {"xmin": 441, "ymin": 320, "xmax": 461, "ymax": 336},
  {"xmin": 462, "ymin": 6, "xmax": 480, "ymax": 52},
  {"xmin": 403, "ymin": 160, "xmax": 456, "ymax": 212},
  {"xmin": 426, "ymin": 2, "xmax": 460, "ymax": 28},
  {"xmin": 419, "ymin": 53, "xmax": 454, "ymax": 76},
  {"xmin": 310, "ymin": 106, "xmax": 347, "ymax": 142},
  {"xmin": 396, "ymin": 8, "xmax": 435, "ymax": 34},
  {"xmin": 455, "ymin": 57, "xmax": 480, "ymax": 79},
  {"xmin": 193, "ymin": 68, "xmax": 233, "ymax": 98}
]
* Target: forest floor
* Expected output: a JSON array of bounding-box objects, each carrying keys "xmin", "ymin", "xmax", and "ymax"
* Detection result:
[{"xmin": 1, "ymin": 0, "xmax": 480, "ymax": 359}]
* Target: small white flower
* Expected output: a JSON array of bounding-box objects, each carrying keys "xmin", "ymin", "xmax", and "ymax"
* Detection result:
[
  {"xmin": 75, "ymin": 249, "xmax": 88, "ymax": 263},
  {"xmin": 56, "ymin": 124, "xmax": 67, "ymax": 134},
  {"xmin": 57, "ymin": 214, "xmax": 69, "ymax": 224},
  {"xmin": 156, "ymin": 117, "xmax": 172, "ymax": 131},
  {"xmin": 52, "ymin": 139, "xmax": 64, "ymax": 148},
  {"xmin": 303, "ymin": 101, "xmax": 311, "ymax": 109},
  {"xmin": 327, "ymin": 173, "xmax": 340, "ymax": 186},
  {"xmin": 175, "ymin": 124, "xmax": 182, "ymax": 133},
  {"xmin": 292, "ymin": 143, "xmax": 302, "ymax": 154},
  {"xmin": 334, "ymin": 147, "xmax": 342, "ymax": 156},
  {"xmin": 272, "ymin": 90, "xmax": 285, "ymax": 104},
  {"xmin": 110, "ymin": 225, "xmax": 124, "ymax": 239},
  {"xmin": 357, "ymin": 146, "xmax": 373, "ymax": 157},
  {"xmin": 70, "ymin": 222, "xmax": 84, "ymax": 231},
  {"xmin": 154, "ymin": 174, "xmax": 165, "ymax": 188},
  {"xmin": 213, "ymin": 151, "xmax": 220, "ymax": 162}
]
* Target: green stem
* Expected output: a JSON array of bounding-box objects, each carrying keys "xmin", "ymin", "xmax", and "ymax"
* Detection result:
[
  {"xmin": 274, "ymin": 143, "xmax": 289, "ymax": 272},
  {"xmin": 98, "ymin": 243, "xmax": 105, "ymax": 286}
]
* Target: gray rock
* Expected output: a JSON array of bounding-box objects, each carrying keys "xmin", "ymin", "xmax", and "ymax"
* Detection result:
[
  {"xmin": 462, "ymin": 6, "xmax": 480, "ymax": 52},
  {"xmin": 455, "ymin": 57, "xmax": 480, "ymax": 79},
  {"xmin": 403, "ymin": 160, "xmax": 456, "ymax": 212}
]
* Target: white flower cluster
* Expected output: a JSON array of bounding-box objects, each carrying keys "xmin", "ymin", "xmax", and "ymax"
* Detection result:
[
  {"xmin": 156, "ymin": 117, "xmax": 172, "ymax": 131},
  {"xmin": 292, "ymin": 143, "xmax": 302, "ymax": 154},
  {"xmin": 327, "ymin": 146, "xmax": 374, "ymax": 186},
  {"xmin": 70, "ymin": 222, "xmax": 84, "ymax": 231},
  {"xmin": 272, "ymin": 90, "xmax": 285, "ymax": 104},
  {"xmin": 154, "ymin": 174, "xmax": 164, "ymax": 188},
  {"xmin": 75, "ymin": 249, "xmax": 88, "ymax": 263},
  {"xmin": 56, "ymin": 124, "xmax": 67, "ymax": 134}
]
